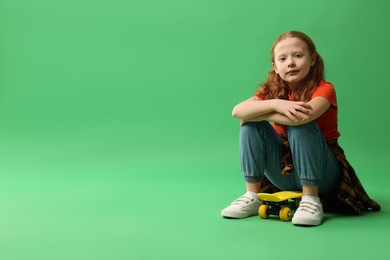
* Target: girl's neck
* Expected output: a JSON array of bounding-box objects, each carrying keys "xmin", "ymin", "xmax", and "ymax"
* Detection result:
[
  {"xmin": 288, "ymin": 83, "xmax": 300, "ymax": 92},
  {"xmin": 288, "ymin": 79, "xmax": 305, "ymax": 92}
]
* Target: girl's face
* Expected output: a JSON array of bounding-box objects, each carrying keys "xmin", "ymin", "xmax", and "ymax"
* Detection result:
[{"xmin": 272, "ymin": 37, "xmax": 316, "ymax": 90}]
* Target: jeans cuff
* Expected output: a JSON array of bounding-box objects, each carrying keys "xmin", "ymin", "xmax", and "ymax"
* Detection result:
[
  {"xmin": 301, "ymin": 178, "xmax": 320, "ymax": 186},
  {"xmin": 244, "ymin": 176, "xmax": 262, "ymax": 183}
]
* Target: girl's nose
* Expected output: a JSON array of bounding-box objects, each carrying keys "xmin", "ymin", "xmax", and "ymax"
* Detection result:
[{"xmin": 288, "ymin": 58, "xmax": 296, "ymax": 67}]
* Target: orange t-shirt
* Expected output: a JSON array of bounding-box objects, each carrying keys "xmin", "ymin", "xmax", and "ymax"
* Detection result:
[{"xmin": 255, "ymin": 80, "xmax": 340, "ymax": 141}]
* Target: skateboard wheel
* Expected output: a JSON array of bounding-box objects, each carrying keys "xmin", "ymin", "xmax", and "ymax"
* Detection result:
[
  {"xmin": 259, "ymin": 205, "xmax": 269, "ymax": 219},
  {"xmin": 279, "ymin": 207, "xmax": 292, "ymax": 221}
]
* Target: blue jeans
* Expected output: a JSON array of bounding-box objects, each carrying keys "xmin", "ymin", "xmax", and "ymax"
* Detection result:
[{"xmin": 240, "ymin": 121, "xmax": 340, "ymax": 194}]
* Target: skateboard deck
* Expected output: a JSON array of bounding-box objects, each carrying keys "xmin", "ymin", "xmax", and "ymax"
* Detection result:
[{"xmin": 257, "ymin": 191, "xmax": 302, "ymax": 202}]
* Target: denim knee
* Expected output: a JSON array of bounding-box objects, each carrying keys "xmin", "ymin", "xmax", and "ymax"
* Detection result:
[
  {"xmin": 241, "ymin": 121, "xmax": 269, "ymax": 133},
  {"xmin": 287, "ymin": 121, "xmax": 321, "ymax": 142}
]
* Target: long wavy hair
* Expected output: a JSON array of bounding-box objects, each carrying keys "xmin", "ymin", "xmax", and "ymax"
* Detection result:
[{"xmin": 257, "ymin": 31, "xmax": 325, "ymax": 101}]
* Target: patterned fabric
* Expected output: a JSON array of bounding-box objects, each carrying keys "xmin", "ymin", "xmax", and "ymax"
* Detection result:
[
  {"xmin": 260, "ymin": 140, "xmax": 381, "ymax": 214},
  {"xmin": 280, "ymin": 138, "xmax": 293, "ymax": 176}
]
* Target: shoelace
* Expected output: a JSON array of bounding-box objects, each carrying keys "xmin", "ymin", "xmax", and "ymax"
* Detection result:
[
  {"xmin": 297, "ymin": 201, "xmax": 320, "ymax": 214},
  {"xmin": 232, "ymin": 195, "xmax": 254, "ymax": 205}
]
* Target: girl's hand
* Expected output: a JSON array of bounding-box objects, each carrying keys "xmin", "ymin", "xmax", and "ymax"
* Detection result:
[{"xmin": 275, "ymin": 100, "xmax": 313, "ymax": 122}]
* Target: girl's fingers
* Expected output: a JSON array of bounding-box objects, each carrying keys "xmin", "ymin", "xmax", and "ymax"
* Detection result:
[
  {"xmin": 287, "ymin": 111, "xmax": 298, "ymax": 122},
  {"xmin": 296, "ymin": 105, "xmax": 312, "ymax": 115},
  {"xmin": 296, "ymin": 102, "xmax": 312, "ymax": 110},
  {"xmin": 301, "ymin": 108, "xmax": 311, "ymax": 115}
]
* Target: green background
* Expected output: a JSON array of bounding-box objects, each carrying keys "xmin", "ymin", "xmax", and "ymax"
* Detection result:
[{"xmin": 0, "ymin": 0, "xmax": 389, "ymax": 259}]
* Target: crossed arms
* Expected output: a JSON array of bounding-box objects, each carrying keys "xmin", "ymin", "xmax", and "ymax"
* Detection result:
[{"xmin": 232, "ymin": 96, "xmax": 330, "ymax": 126}]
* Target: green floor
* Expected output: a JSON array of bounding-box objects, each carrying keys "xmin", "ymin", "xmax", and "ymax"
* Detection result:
[{"xmin": 0, "ymin": 135, "xmax": 388, "ymax": 260}]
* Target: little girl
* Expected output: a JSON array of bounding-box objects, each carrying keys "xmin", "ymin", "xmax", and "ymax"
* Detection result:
[{"xmin": 221, "ymin": 31, "xmax": 380, "ymax": 226}]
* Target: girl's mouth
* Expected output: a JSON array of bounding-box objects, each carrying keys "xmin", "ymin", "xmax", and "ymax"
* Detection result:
[{"xmin": 287, "ymin": 70, "xmax": 299, "ymax": 75}]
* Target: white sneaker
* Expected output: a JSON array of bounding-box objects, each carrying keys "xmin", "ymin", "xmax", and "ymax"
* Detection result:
[
  {"xmin": 221, "ymin": 193, "xmax": 262, "ymax": 218},
  {"xmin": 292, "ymin": 196, "xmax": 323, "ymax": 226}
]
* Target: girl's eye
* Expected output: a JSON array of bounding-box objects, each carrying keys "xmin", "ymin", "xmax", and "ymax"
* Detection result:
[{"xmin": 279, "ymin": 57, "xmax": 286, "ymax": 62}]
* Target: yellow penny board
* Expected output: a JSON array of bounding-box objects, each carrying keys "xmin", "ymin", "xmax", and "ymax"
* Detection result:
[{"xmin": 257, "ymin": 191, "xmax": 302, "ymax": 202}]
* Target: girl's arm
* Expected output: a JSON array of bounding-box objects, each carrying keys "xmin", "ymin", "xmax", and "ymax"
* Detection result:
[
  {"xmin": 232, "ymin": 96, "xmax": 313, "ymax": 122},
  {"xmin": 240, "ymin": 97, "xmax": 330, "ymax": 126},
  {"xmin": 232, "ymin": 97, "xmax": 276, "ymax": 120}
]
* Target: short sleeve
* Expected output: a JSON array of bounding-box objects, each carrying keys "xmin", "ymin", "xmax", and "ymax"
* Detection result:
[
  {"xmin": 311, "ymin": 81, "xmax": 337, "ymax": 108},
  {"xmin": 254, "ymin": 89, "xmax": 266, "ymax": 100}
]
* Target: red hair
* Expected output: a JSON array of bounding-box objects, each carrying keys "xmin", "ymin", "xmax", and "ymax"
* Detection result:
[{"xmin": 256, "ymin": 31, "xmax": 324, "ymax": 102}]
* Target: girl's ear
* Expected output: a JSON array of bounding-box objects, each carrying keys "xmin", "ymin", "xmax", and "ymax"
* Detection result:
[
  {"xmin": 310, "ymin": 53, "xmax": 317, "ymax": 67},
  {"xmin": 272, "ymin": 63, "xmax": 279, "ymax": 74}
]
